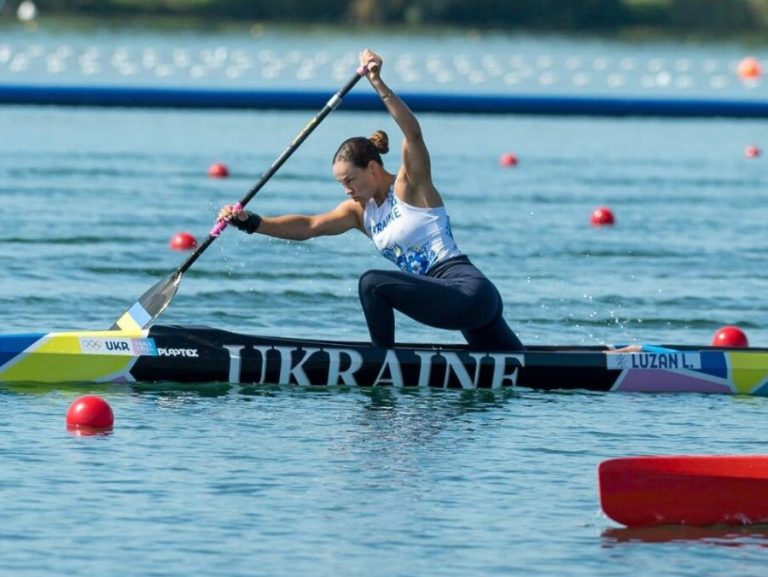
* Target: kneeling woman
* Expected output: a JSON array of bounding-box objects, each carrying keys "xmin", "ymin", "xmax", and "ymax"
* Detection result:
[{"xmin": 218, "ymin": 49, "xmax": 524, "ymax": 351}]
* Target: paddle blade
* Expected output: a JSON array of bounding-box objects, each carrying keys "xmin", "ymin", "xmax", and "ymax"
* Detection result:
[
  {"xmin": 599, "ymin": 456, "xmax": 768, "ymax": 527},
  {"xmin": 111, "ymin": 271, "xmax": 182, "ymax": 331}
]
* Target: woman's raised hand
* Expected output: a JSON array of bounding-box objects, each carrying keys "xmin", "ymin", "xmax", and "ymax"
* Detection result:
[{"xmin": 360, "ymin": 48, "xmax": 383, "ymax": 77}]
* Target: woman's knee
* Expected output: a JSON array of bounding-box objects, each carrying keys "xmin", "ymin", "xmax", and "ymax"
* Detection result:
[
  {"xmin": 358, "ymin": 269, "xmax": 405, "ymax": 297},
  {"xmin": 358, "ymin": 269, "xmax": 384, "ymax": 299},
  {"xmin": 463, "ymin": 314, "xmax": 524, "ymax": 351}
]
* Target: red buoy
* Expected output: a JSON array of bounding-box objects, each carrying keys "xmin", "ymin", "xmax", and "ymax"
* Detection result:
[
  {"xmin": 737, "ymin": 57, "xmax": 762, "ymax": 80},
  {"xmin": 66, "ymin": 395, "xmax": 114, "ymax": 431},
  {"xmin": 745, "ymin": 145, "xmax": 761, "ymax": 158},
  {"xmin": 208, "ymin": 162, "xmax": 230, "ymax": 178},
  {"xmin": 499, "ymin": 152, "xmax": 519, "ymax": 167},
  {"xmin": 169, "ymin": 232, "xmax": 197, "ymax": 251},
  {"xmin": 712, "ymin": 326, "xmax": 749, "ymax": 348},
  {"xmin": 590, "ymin": 206, "xmax": 615, "ymax": 226}
]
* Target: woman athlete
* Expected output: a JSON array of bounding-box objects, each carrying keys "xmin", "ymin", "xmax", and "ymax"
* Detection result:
[{"xmin": 218, "ymin": 49, "xmax": 524, "ymax": 351}]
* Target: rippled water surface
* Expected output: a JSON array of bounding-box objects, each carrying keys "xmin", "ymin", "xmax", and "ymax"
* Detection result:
[{"xmin": 2, "ymin": 24, "xmax": 768, "ymax": 577}]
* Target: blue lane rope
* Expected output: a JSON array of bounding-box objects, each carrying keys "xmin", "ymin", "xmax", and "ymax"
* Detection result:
[{"xmin": 2, "ymin": 83, "xmax": 768, "ymax": 117}]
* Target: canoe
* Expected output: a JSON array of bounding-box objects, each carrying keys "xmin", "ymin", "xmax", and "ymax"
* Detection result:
[
  {"xmin": 599, "ymin": 456, "xmax": 768, "ymax": 527},
  {"xmin": 1, "ymin": 325, "xmax": 767, "ymax": 392}
]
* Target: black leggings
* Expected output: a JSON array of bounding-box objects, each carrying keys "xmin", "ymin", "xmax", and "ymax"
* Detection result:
[{"xmin": 358, "ymin": 255, "xmax": 524, "ymax": 351}]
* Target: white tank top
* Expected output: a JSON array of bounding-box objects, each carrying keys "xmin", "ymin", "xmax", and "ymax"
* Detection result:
[{"xmin": 363, "ymin": 186, "xmax": 462, "ymax": 275}]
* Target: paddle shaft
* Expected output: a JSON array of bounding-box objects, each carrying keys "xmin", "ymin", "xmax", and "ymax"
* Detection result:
[
  {"xmin": 178, "ymin": 65, "xmax": 371, "ymax": 275},
  {"xmin": 110, "ymin": 62, "xmax": 375, "ymax": 331}
]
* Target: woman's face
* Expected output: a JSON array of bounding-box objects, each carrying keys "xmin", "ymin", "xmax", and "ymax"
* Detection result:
[{"xmin": 333, "ymin": 160, "xmax": 375, "ymax": 205}]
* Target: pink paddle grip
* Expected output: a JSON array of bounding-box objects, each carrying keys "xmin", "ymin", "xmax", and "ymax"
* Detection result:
[{"xmin": 209, "ymin": 202, "xmax": 243, "ymax": 237}]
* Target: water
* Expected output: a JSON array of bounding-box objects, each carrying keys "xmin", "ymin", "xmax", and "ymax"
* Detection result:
[
  {"xmin": 3, "ymin": 106, "xmax": 765, "ymax": 344},
  {"xmin": 2, "ymin": 23, "xmax": 768, "ymax": 576}
]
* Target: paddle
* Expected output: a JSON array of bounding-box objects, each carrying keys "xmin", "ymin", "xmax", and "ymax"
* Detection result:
[{"xmin": 111, "ymin": 62, "xmax": 375, "ymax": 331}]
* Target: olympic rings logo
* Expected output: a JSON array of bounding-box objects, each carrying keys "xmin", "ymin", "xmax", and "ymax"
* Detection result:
[{"xmin": 80, "ymin": 339, "xmax": 105, "ymax": 352}]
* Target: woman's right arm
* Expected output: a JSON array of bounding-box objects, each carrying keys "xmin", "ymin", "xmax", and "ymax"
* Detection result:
[{"xmin": 218, "ymin": 199, "xmax": 363, "ymax": 241}]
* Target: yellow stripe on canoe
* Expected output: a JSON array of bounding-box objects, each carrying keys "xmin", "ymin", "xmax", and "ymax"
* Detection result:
[
  {"xmin": 729, "ymin": 351, "xmax": 768, "ymax": 394},
  {"xmin": 0, "ymin": 330, "xmax": 147, "ymax": 383}
]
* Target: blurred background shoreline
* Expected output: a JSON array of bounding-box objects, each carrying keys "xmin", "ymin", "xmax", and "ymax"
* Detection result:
[{"xmin": 2, "ymin": 0, "xmax": 768, "ymax": 42}]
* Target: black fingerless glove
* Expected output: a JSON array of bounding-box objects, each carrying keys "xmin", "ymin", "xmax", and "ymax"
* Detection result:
[{"xmin": 229, "ymin": 211, "xmax": 262, "ymax": 234}]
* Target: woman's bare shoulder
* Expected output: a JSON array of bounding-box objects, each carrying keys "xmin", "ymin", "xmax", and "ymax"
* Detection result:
[{"xmin": 394, "ymin": 169, "xmax": 443, "ymax": 208}]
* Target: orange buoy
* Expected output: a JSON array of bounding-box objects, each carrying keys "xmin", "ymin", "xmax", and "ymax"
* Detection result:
[
  {"xmin": 737, "ymin": 57, "xmax": 762, "ymax": 80},
  {"xmin": 499, "ymin": 152, "xmax": 519, "ymax": 167},
  {"xmin": 712, "ymin": 326, "xmax": 749, "ymax": 348},
  {"xmin": 745, "ymin": 145, "xmax": 761, "ymax": 158},
  {"xmin": 590, "ymin": 206, "xmax": 615, "ymax": 226},
  {"xmin": 208, "ymin": 162, "xmax": 230, "ymax": 178},
  {"xmin": 66, "ymin": 395, "xmax": 114, "ymax": 431},
  {"xmin": 169, "ymin": 232, "xmax": 197, "ymax": 251}
]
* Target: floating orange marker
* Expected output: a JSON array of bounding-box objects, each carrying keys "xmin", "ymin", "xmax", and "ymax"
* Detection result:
[
  {"xmin": 169, "ymin": 232, "xmax": 197, "ymax": 251},
  {"xmin": 737, "ymin": 56, "xmax": 762, "ymax": 80},
  {"xmin": 208, "ymin": 162, "xmax": 230, "ymax": 178},
  {"xmin": 745, "ymin": 145, "xmax": 761, "ymax": 158},
  {"xmin": 712, "ymin": 325, "xmax": 749, "ymax": 347},
  {"xmin": 599, "ymin": 456, "xmax": 768, "ymax": 527},
  {"xmin": 66, "ymin": 395, "xmax": 114, "ymax": 433},
  {"xmin": 499, "ymin": 152, "xmax": 518, "ymax": 167},
  {"xmin": 590, "ymin": 206, "xmax": 615, "ymax": 226}
]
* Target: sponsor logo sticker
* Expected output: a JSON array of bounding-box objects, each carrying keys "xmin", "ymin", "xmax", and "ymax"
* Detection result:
[
  {"xmin": 78, "ymin": 337, "xmax": 158, "ymax": 356},
  {"xmin": 607, "ymin": 352, "xmax": 702, "ymax": 371},
  {"xmin": 157, "ymin": 348, "xmax": 199, "ymax": 358}
]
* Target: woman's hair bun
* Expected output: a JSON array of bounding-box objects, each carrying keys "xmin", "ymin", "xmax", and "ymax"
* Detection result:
[{"xmin": 368, "ymin": 130, "xmax": 389, "ymax": 155}]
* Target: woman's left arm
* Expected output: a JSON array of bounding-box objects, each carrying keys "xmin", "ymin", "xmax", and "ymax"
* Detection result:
[{"xmin": 360, "ymin": 49, "xmax": 440, "ymax": 206}]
